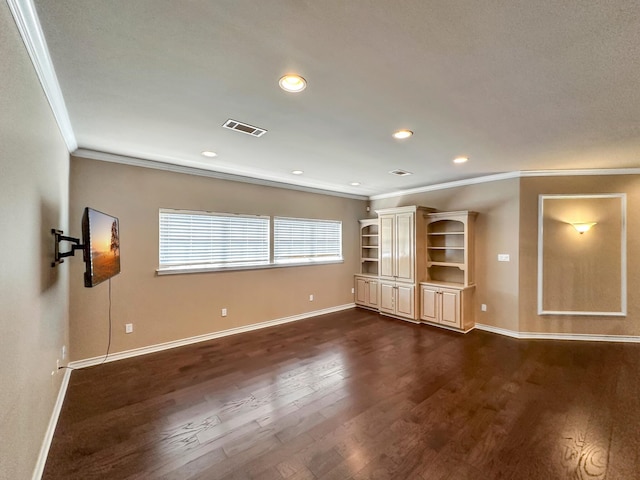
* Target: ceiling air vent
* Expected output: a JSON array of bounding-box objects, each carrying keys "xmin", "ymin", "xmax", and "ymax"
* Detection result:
[
  {"xmin": 388, "ymin": 169, "xmax": 413, "ymax": 176},
  {"xmin": 222, "ymin": 119, "xmax": 267, "ymax": 137}
]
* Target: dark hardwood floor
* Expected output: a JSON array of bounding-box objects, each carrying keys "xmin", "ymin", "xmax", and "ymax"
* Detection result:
[{"xmin": 43, "ymin": 308, "xmax": 640, "ymax": 479}]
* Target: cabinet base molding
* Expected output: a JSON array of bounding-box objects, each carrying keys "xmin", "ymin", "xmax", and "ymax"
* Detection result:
[
  {"xmin": 355, "ymin": 304, "xmax": 379, "ymax": 313},
  {"xmin": 421, "ymin": 320, "xmax": 474, "ymax": 334},
  {"xmin": 379, "ymin": 312, "xmax": 421, "ymax": 324}
]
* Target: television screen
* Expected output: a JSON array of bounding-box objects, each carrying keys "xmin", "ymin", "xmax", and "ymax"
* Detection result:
[{"xmin": 82, "ymin": 208, "xmax": 121, "ymax": 287}]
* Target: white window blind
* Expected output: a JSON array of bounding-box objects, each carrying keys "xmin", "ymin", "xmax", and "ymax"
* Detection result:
[
  {"xmin": 274, "ymin": 217, "xmax": 342, "ymax": 264},
  {"xmin": 159, "ymin": 209, "xmax": 270, "ymax": 269}
]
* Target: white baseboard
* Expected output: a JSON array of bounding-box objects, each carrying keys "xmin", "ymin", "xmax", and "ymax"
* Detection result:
[
  {"xmin": 32, "ymin": 367, "xmax": 72, "ymax": 480},
  {"xmin": 70, "ymin": 304, "xmax": 356, "ymax": 369},
  {"xmin": 475, "ymin": 323, "xmax": 640, "ymax": 343}
]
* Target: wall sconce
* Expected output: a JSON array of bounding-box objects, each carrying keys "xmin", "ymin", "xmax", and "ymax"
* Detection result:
[{"xmin": 570, "ymin": 222, "xmax": 597, "ymax": 234}]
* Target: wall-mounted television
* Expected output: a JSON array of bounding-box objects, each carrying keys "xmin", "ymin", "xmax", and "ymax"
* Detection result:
[{"xmin": 82, "ymin": 208, "xmax": 121, "ymax": 287}]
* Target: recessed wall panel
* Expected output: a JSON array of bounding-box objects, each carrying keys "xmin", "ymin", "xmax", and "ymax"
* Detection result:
[{"xmin": 538, "ymin": 194, "xmax": 626, "ymax": 316}]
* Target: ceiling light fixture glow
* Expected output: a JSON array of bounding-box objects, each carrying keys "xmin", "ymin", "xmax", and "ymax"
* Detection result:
[
  {"xmin": 279, "ymin": 74, "xmax": 307, "ymax": 93},
  {"xmin": 392, "ymin": 129, "xmax": 413, "ymax": 139},
  {"xmin": 350, "ymin": 182, "xmax": 361, "ymax": 186},
  {"xmin": 201, "ymin": 151, "xmax": 218, "ymax": 158},
  {"xmin": 453, "ymin": 156, "xmax": 468, "ymax": 164},
  {"xmin": 291, "ymin": 170, "xmax": 304, "ymax": 175}
]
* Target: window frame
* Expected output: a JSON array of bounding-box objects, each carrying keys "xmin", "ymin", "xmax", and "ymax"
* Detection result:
[
  {"xmin": 273, "ymin": 216, "xmax": 343, "ymax": 265},
  {"xmin": 158, "ymin": 208, "xmax": 271, "ymax": 274},
  {"xmin": 157, "ymin": 209, "xmax": 343, "ymax": 275}
]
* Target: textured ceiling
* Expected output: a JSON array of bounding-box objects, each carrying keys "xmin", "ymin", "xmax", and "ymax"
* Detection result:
[{"xmin": 34, "ymin": 0, "xmax": 640, "ymax": 196}]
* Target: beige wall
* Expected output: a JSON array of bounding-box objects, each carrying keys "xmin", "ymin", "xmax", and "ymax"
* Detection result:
[
  {"xmin": 519, "ymin": 175, "xmax": 640, "ymax": 335},
  {"xmin": 69, "ymin": 157, "xmax": 366, "ymax": 361},
  {"xmin": 369, "ymin": 178, "xmax": 521, "ymax": 331},
  {"xmin": 0, "ymin": 4, "xmax": 70, "ymax": 479}
]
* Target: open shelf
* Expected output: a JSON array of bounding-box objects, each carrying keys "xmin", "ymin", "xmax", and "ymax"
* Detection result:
[
  {"xmin": 425, "ymin": 212, "xmax": 476, "ymax": 288},
  {"xmin": 428, "ymin": 261, "xmax": 465, "ymax": 269},
  {"xmin": 359, "ymin": 219, "xmax": 379, "ymax": 276}
]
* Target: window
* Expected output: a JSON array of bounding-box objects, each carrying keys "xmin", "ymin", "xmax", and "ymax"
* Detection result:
[
  {"xmin": 158, "ymin": 210, "xmax": 343, "ymax": 274},
  {"xmin": 159, "ymin": 209, "xmax": 270, "ymax": 270},
  {"xmin": 274, "ymin": 217, "xmax": 342, "ymax": 264}
]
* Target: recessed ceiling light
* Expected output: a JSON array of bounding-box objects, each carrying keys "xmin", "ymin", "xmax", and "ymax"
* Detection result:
[
  {"xmin": 392, "ymin": 129, "xmax": 413, "ymax": 140},
  {"xmin": 201, "ymin": 151, "xmax": 217, "ymax": 158},
  {"xmin": 350, "ymin": 182, "xmax": 361, "ymax": 186},
  {"xmin": 291, "ymin": 170, "xmax": 304, "ymax": 175},
  {"xmin": 453, "ymin": 156, "xmax": 469, "ymax": 164},
  {"xmin": 279, "ymin": 74, "xmax": 307, "ymax": 93}
]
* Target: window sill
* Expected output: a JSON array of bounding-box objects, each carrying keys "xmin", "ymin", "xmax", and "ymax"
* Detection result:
[{"xmin": 156, "ymin": 259, "xmax": 344, "ymax": 276}]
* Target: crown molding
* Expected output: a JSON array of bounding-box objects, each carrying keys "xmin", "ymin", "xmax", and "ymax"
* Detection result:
[
  {"xmin": 369, "ymin": 171, "xmax": 521, "ymax": 200},
  {"xmin": 7, "ymin": 0, "xmax": 77, "ymax": 152},
  {"xmin": 73, "ymin": 149, "xmax": 369, "ymax": 201},
  {"xmin": 520, "ymin": 167, "xmax": 640, "ymax": 177},
  {"xmin": 370, "ymin": 168, "xmax": 640, "ymax": 200}
]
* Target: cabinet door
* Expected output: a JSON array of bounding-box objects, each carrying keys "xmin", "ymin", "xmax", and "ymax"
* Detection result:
[
  {"xmin": 395, "ymin": 283, "xmax": 415, "ymax": 319},
  {"xmin": 379, "ymin": 282, "xmax": 395, "ymax": 314},
  {"xmin": 420, "ymin": 285, "xmax": 438, "ymax": 323},
  {"xmin": 440, "ymin": 288, "xmax": 461, "ymax": 328},
  {"xmin": 367, "ymin": 280, "xmax": 379, "ymax": 308},
  {"xmin": 379, "ymin": 215, "xmax": 395, "ymax": 278},
  {"xmin": 355, "ymin": 277, "xmax": 368, "ymax": 305},
  {"xmin": 395, "ymin": 212, "xmax": 414, "ymax": 281}
]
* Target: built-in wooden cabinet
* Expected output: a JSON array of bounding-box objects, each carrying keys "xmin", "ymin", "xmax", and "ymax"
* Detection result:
[
  {"xmin": 379, "ymin": 281, "xmax": 415, "ymax": 318},
  {"xmin": 355, "ymin": 219, "xmax": 380, "ymax": 310},
  {"xmin": 421, "ymin": 211, "xmax": 477, "ymax": 332},
  {"xmin": 425, "ymin": 211, "xmax": 476, "ymax": 286},
  {"xmin": 379, "ymin": 210, "xmax": 415, "ymax": 282},
  {"xmin": 355, "ymin": 275, "xmax": 379, "ymax": 310},
  {"xmin": 375, "ymin": 206, "xmax": 434, "ymax": 322},
  {"xmin": 359, "ymin": 219, "xmax": 379, "ymax": 276},
  {"xmin": 355, "ymin": 208, "xmax": 477, "ymax": 332},
  {"xmin": 420, "ymin": 283, "xmax": 475, "ymax": 331}
]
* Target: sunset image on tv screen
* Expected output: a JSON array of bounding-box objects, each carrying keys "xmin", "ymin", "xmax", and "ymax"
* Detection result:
[{"xmin": 89, "ymin": 209, "xmax": 120, "ymax": 285}]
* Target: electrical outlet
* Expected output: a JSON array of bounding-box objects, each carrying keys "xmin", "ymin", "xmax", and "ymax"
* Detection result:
[
  {"xmin": 61, "ymin": 345, "xmax": 66, "ymax": 360},
  {"xmin": 56, "ymin": 359, "xmax": 60, "ymax": 370},
  {"xmin": 309, "ymin": 294, "xmax": 314, "ymax": 301},
  {"xmin": 481, "ymin": 304, "xmax": 487, "ymax": 312},
  {"xmin": 221, "ymin": 308, "xmax": 227, "ymax": 317},
  {"xmin": 125, "ymin": 323, "xmax": 133, "ymax": 334},
  {"xmin": 498, "ymin": 254, "xmax": 510, "ymax": 262},
  {"xmin": 351, "ymin": 287, "xmax": 355, "ymax": 294}
]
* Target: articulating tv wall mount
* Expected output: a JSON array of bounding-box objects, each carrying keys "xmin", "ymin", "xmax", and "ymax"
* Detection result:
[{"xmin": 51, "ymin": 229, "xmax": 85, "ymax": 267}]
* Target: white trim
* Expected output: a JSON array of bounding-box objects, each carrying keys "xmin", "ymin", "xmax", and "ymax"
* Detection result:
[
  {"xmin": 421, "ymin": 321, "xmax": 474, "ymax": 334},
  {"xmin": 537, "ymin": 194, "xmax": 627, "ymax": 316},
  {"xmin": 369, "ymin": 168, "xmax": 640, "ymax": 200},
  {"xmin": 520, "ymin": 168, "xmax": 640, "ymax": 177},
  {"xmin": 69, "ymin": 304, "xmax": 355, "ymax": 369},
  {"xmin": 31, "ymin": 367, "xmax": 72, "ymax": 480},
  {"xmin": 7, "ymin": 0, "xmax": 77, "ymax": 152},
  {"xmin": 156, "ymin": 259, "xmax": 345, "ymax": 276},
  {"xmin": 74, "ymin": 149, "xmax": 368, "ymax": 200},
  {"xmin": 475, "ymin": 323, "xmax": 640, "ymax": 343},
  {"xmin": 369, "ymin": 172, "xmax": 520, "ymax": 200}
]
